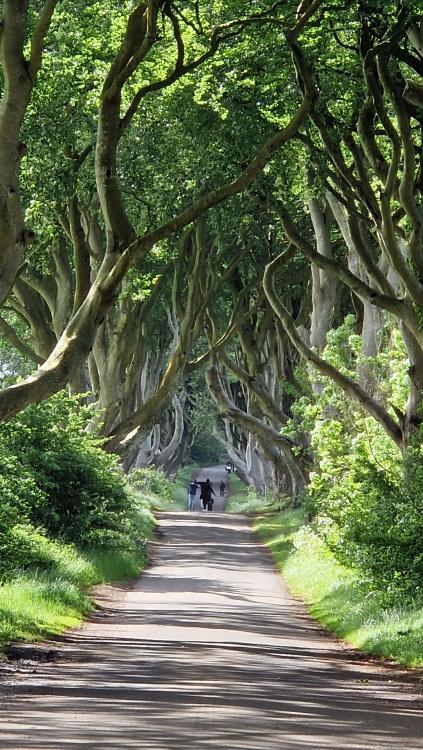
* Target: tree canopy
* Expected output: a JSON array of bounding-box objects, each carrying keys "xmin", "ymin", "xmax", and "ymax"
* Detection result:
[{"xmin": 1, "ymin": 0, "xmax": 423, "ymax": 595}]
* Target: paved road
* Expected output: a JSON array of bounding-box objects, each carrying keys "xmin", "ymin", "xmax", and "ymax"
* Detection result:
[{"xmin": 0, "ymin": 469, "xmax": 422, "ymax": 748}]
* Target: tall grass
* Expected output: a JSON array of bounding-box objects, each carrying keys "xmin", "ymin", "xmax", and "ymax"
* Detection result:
[
  {"xmin": 226, "ymin": 473, "xmax": 279, "ymax": 513},
  {"xmin": 0, "ymin": 501, "xmax": 154, "ymax": 650},
  {"xmin": 254, "ymin": 509, "xmax": 423, "ymax": 668}
]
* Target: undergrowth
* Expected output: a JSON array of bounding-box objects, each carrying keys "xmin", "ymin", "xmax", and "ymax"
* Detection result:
[
  {"xmin": 0, "ymin": 495, "xmax": 154, "ymax": 649},
  {"xmin": 254, "ymin": 509, "xmax": 423, "ymax": 668},
  {"xmin": 226, "ymin": 473, "xmax": 280, "ymax": 514}
]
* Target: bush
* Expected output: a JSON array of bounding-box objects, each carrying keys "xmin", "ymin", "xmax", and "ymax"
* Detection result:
[
  {"xmin": 0, "ymin": 392, "xmax": 148, "ymax": 576},
  {"xmin": 308, "ymin": 425, "xmax": 423, "ymax": 600},
  {"xmin": 129, "ymin": 467, "xmax": 173, "ymax": 501},
  {"xmin": 294, "ymin": 317, "xmax": 423, "ymax": 602}
]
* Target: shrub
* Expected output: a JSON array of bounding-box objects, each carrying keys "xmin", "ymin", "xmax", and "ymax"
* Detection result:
[
  {"xmin": 295, "ymin": 317, "xmax": 423, "ymax": 602},
  {"xmin": 0, "ymin": 392, "xmax": 147, "ymax": 576},
  {"xmin": 129, "ymin": 467, "xmax": 173, "ymax": 501}
]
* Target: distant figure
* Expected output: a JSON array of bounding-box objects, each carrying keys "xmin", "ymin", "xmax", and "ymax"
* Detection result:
[
  {"xmin": 187, "ymin": 479, "xmax": 200, "ymax": 511},
  {"xmin": 200, "ymin": 478, "xmax": 215, "ymax": 511},
  {"xmin": 219, "ymin": 480, "xmax": 226, "ymax": 497}
]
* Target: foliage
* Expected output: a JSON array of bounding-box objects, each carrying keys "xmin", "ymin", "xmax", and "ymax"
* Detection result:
[
  {"xmin": 185, "ymin": 373, "xmax": 222, "ymax": 465},
  {"xmin": 0, "ymin": 313, "xmax": 34, "ymax": 383},
  {"xmin": 0, "ymin": 392, "xmax": 151, "ymax": 578},
  {"xmin": 294, "ymin": 318, "xmax": 423, "ymax": 601},
  {"xmin": 0, "ymin": 391, "xmax": 160, "ymax": 649},
  {"xmin": 254, "ymin": 509, "xmax": 423, "ymax": 668},
  {"xmin": 189, "ymin": 434, "xmax": 222, "ymax": 466},
  {"xmin": 129, "ymin": 467, "xmax": 173, "ymax": 501}
]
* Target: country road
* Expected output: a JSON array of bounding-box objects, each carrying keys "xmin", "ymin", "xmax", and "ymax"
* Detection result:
[{"xmin": 0, "ymin": 468, "xmax": 422, "ymax": 749}]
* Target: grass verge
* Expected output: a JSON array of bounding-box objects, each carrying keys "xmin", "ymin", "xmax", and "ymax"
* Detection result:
[
  {"xmin": 254, "ymin": 509, "xmax": 423, "ymax": 668},
  {"xmin": 226, "ymin": 473, "xmax": 280, "ymax": 514},
  {"xmin": 225, "ymin": 472, "xmax": 248, "ymax": 512},
  {"xmin": 0, "ymin": 503, "xmax": 154, "ymax": 651}
]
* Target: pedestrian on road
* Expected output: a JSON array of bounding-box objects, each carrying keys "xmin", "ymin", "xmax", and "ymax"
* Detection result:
[
  {"xmin": 219, "ymin": 480, "xmax": 226, "ymax": 497},
  {"xmin": 187, "ymin": 479, "xmax": 200, "ymax": 511},
  {"xmin": 200, "ymin": 478, "xmax": 215, "ymax": 511}
]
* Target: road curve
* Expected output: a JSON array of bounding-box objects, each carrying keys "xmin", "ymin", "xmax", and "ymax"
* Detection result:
[{"xmin": 0, "ymin": 493, "xmax": 422, "ymax": 748}]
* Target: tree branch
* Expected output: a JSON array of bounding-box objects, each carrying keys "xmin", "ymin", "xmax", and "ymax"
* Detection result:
[
  {"xmin": 263, "ymin": 254, "xmax": 403, "ymax": 447},
  {"xmin": 102, "ymin": 75, "xmax": 317, "ymax": 292},
  {"xmin": 29, "ymin": 0, "xmax": 59, "ymax": 78},
  {"xmin": 273, "ymin": 197, "xmax": 423, "ymax": 346},
  {"xmin": 0, "ymin": 315, "xmax": 44, "ymax": 365},
  {"xmin": 219, "ymin": 350, "xmax": 289, "ymax": 425}
]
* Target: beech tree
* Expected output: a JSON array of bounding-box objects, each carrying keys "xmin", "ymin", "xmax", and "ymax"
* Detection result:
[
  {"xmin": 0, "ymin": 1, "xmax": 59, "ymax": 306},
  {"xmin": 2, "ymin": 0, "xmax": 422, "ymax": 502},
  {"xmin": 0, "ymin": 0, "xmax": 318, "ymax": 428},
  {"xmin": 258, "ymin": 1, "xmax": 423, "ymax": 451}
]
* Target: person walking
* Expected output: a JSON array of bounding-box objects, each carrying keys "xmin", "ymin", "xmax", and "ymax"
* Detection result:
[
  {"xmin": 200, "ymin": 478, "xmax": 215, "ymax": 511},
  {"xmin": 219, "ymin": 480, "xmax": 226, "ymax": 497},
  {"xmin": 187, "ymin": 479, "xmax": 200, "ymax": 511}
]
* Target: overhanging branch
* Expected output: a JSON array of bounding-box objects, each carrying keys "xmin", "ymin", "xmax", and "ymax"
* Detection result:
[{"xmin": 263, "ymin": 253, "xmax": 403, "ymax": 447}]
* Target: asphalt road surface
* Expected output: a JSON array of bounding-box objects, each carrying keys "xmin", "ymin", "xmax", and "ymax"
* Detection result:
[
  {"xmin": 189, "ymin": 466, "xmax": 228, "ymax": 511},
  {"xmin": 0, "ymin": 466, "xmax": 422, "ymax": 749}
]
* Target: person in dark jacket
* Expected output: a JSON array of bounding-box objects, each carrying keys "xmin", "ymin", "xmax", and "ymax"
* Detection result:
[
  {"xmin": 200, "ymin": 478, "xmax": 215, "ymax": 511},
  {"xmin": 219, "ymin": 480, "xmax": 226, "ymax": 497}
]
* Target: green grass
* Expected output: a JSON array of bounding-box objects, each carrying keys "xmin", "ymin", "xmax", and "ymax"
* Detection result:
[
  {"xmin": 0, "ymin": 503, "xmax": 154, "ymax": 651},
  {"xmin": 226, "ymin": 473, "xmax": 280, "ymax": 514},
  {"xmin": 225, "ymin": 472, "xmax": 248, "ymax": 512},
  {"xmin": 254, "ymin": 509, "xmax": 423, "ymax": 668},
  {"xmin": 0, "ymin": 546, "xmax": 149, "ymax": 649},
  {"xmin": 85, "ymin": 548, "xmax": 147, "ymax": 582}
]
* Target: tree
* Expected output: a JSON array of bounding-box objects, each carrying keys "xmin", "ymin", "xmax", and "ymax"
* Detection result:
[
  {"xmin": 0, "ymin": 1, "xmax": 59, "ymax": 306},
  {"xmin": 0, "ymin": 0, "xmax": 318, "ymax": 425},
  {"xmin": 259, "ymin": 1, "xmax": 423, "ymax": 451}
]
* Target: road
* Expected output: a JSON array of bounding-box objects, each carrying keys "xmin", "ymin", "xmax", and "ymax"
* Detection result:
[
  {"xmin": 0, "ymin": 466, "xmax": 422, "ymax": 749},
  {"xmin": 189, "ymin": 465, "xmax": 228, "ymax": 511}
]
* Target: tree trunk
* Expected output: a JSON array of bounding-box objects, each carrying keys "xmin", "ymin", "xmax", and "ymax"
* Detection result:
[
  {"xmin": 307, "ymin": 197, "xmax": 337, "ymax": 355},
  {"xmin": 207, "ymin": 365, "xmax": 306, "ymax": 499},
  {"xmin": 154, "ymin": 394, "xmax": 185, "ymax": 473}
]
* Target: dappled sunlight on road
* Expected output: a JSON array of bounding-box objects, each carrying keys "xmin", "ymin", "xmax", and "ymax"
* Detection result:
[{"xmin": 0, "ymin": 507, "xmax": 422, "ymax": 749}]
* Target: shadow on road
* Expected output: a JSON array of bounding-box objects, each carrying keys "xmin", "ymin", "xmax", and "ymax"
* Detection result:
[{"xmin": 0, "ymin": 512, "xmax": 422, "ymax": 749}]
